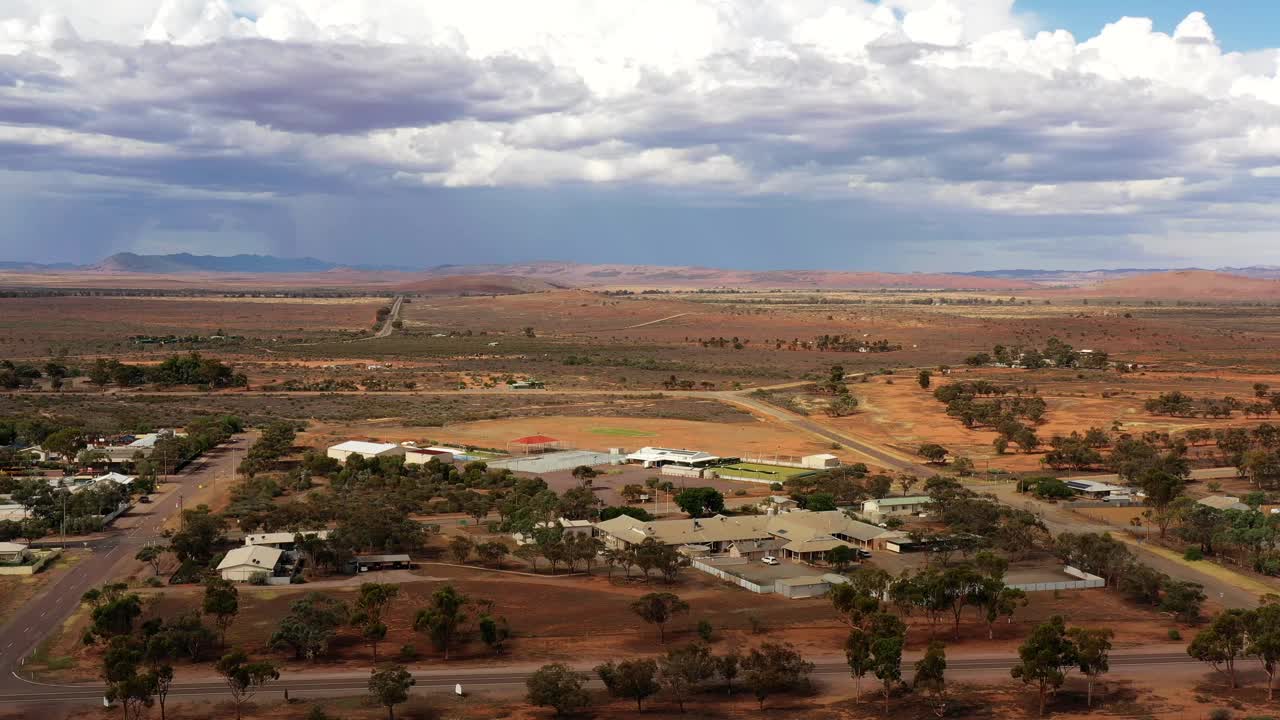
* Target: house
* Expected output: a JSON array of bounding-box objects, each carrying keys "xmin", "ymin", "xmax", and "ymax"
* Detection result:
[
  {"xmin": 509, "ymin": 380, "xmax": 545, "ymax": 390},
  {"xmin": 1198, "ymin": 495, "xmax": 1251, "ymax": 512},
  {"xmin": 775, "ymin": 576, "xmax": 832, "ymax": 599},
  {"xmin": 801, "ymin": 454, "xmax": 841, "ymax": 469},
  {"xmin": 860, "ymin": 495, "xmax": 932, "ymax": 522},
  {"xmin": 327, "ymin": 441, "xmax": 407, "ymax": 462},
  {"xmin": 625, "ymin": 447, "xmax": 721, "ymax": 469},
  {"xmin": 594, "ymin": 509, "xmax": 899, "ymax": 563},
  {"xmin": 404, "ymin": 448, "xmax": 454, "ymax": 465},
  {"xmin": 18, "ymin": 446, "xmax": 57, "ymax": 463},
  {"xmin": 1064, "ymin": 480, "xmax": 1129, "ymax": 499},
  {"xmin": 0, "ymin": 542, "xmax": 30, "ymax": 564},
  {"xmin": 759, "ymin": 496, "xmax": 799, "ymax": 514},
  {"xmin": 92, "ymin": 472, "xmax": 135, "ymax": 488},
  {"xmin": 512, "ymin": 518, "xmax": 595, "ymax": 545},
  {"xmin": 350, "ymin": 554, "xmax": 411, "ymax": 573},
  {"xmin": 243, "ymin": 530, "xmax": 328, "ymax": 549},
  {"xmin": 217, "ymin": 545, "xmax": 285, "ymax": 582}
]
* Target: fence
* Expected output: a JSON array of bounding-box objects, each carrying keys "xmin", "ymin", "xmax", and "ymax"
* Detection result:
[
  {"xmin": 1068, "ymin": 499, "xmax": 1144, "ymax": 509},
  {"xmin": 739, "ymin": 455, "xmax": 807, "ymax": 469},
  {"xmin": 710, "ymin": 471, "xmax": 778, "ymax": 485},
  {"xmin": 660, "ymin": 466, "xmax": 705, "ymax": 479},
  {"xmin": 690, "ymin": 559, "xmax": 774, "ymax": 594},
  {"xmin": 1006, "ymin": 566, "xmax": 1105, "ymax": 593}
]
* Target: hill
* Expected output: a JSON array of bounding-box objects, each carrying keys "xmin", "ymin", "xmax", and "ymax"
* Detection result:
[
  {"xmin": 1042, "ymin": 270, "xmax": 1280, "ymax": 301},
  {"xmin": 93, "ymin": 252, "xmax": 346, "ymax": 274}
]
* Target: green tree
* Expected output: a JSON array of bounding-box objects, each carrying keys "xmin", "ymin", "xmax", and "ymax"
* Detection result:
[
  {"xmin": 917, "ymin": 444, "xmax": 948, "ymax": 464},
  {"xmin": 1068, "ymin": 627, "xmax": 1113, "ymax": 708},
  {"xmin": 368, "ymin": 665, "xmax": 415, "ymax": 720},
  {"xmin": 717, "ymin": 649, "xmax": 741, "ymax": 694},
  {"xmin": 102, "ymin": 637, "xmax": 155, "ymax": 720},
  {"xmin": 917, "ymin": 370, "xmax": 932, "ymax": 389},
  {"xmin": 479, "ymin": 615, "xmax": 511, "ymax": 655},
  {"xmin": 741, "ymin": 642, "xmax": 814, "ymax": 710},
  {"xmin": 449, "ymin": 535, "xmax": 475, "ymax": 564},
  {"xmin": 673, "ymin": 487, "xmax": 725, "ymax": 517},
  {"xmin": 1011, "ymin": 616, "xmax": 1079, "ymax": 717},
  {"xmin": 658, "ymin": 643, "xmax": 717, "ymax": 712},
  {"xmin": 215, "ymin": 649, "xmax": 279, "ymax": 720},
  {"xmin": 869, "ymin": 613, "xmax": 907, "ymax": 715},
  {"xmin": 135, "ymin": 545, "xmax": 166, "ymax": 577},
  {"xmin": 827, "ymin": 545, "xmax": 855, "ymax": 572},
  {"xmin": 202, "ymin": 577, "xmax": 239, "ymax": 647},
  {"xmin": 1188, "ymin": 609, "xmax": 1250, "ymax": 689},
  {"xmin": 596, "ymin": 658, "xmax": 659, "ymax": 711},
  {"xmin": 1247, "ymin": 602, "xmax": 1280, "ymax": 700},
  {"xmin": 82, "ymin": 583, "xmax": 142, "ymax": 643},
  {"xmin": 913, "ymin": 640, "xmax": 947, "ymax": 714},
  {"xmin": 168, "ymin": 505, "xmax": 227, "ymax": 566},
  {"xmin": 270, "ymin": 593, "xmax": 349, "ymax": 661},
  {"xmin": 414, "ymin": 585, "xmax": 470, "ymax": 660},
  {"xmin": 844, "ymin": 627, "xmax": 873, "ymax": 700},
  {"xmin": 526, "ymin": 663, "xmax": 589, "ymax": 717},
  {"xmin": 631, "ymin": 592, "xmax": 690, "ymax": 644}
]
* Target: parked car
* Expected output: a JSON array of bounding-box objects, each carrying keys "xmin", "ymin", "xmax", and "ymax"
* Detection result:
[
  {"xmin": 761, "ymin": 555, "xmax": 779, "ymax": 565},
  {"xmin": 855, "ymin": 549, "xmax": 872, "ymax": 559},
  {"xmin": 138, "ymin": 496, "xmax": 151, "ymax": 504}
]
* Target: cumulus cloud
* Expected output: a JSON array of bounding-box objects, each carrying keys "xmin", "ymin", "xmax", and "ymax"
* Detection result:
[{"xmin": 1, "ymin": 1, "xmax": 1279, "ymax": 267}]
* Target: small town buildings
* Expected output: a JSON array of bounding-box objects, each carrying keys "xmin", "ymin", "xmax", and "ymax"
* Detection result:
[
  {"xmin": 326, "ymin": 441, "xmax": 407, "ymax": 462},
  {"xmin": 512, "ymin": 518, "xmax": 595, "ymax": 545},
  {"xmin": 626, "ymin": 447, "xmax": 720, "ymax": 469},
  {"xmin": 1198, "ymin": 495, "xmax": 1251, "ymax": 512},
  {"xmin": 0, "ymin": 542, "xmax": 30, "ymax": 564},
  {"xmin": 217, "ymin": 545, "xmax": 285, "ymax": 582},
  {"xmin": 594, "ymin": 509, "xmax": 899, "ymax": 563},
  {"xmin": 801, "ymin": 454, "xmax": 841, "ymax": 469},
  {"xmin": 860, "ymin": 495, "xmax": 931, "ymax": 522},
  {"xmin": 242, "ymin": 530, "xmax": 328, "ymax": 549},
  {"xmin": 759, "ymin": 496, "xmax": 799, "ymax": 514}
]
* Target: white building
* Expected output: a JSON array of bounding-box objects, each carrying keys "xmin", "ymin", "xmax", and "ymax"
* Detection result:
[
  {"xmin": 860, "ymin": 495, "xmax": 932, "ymax": 522},
  {"xmin": 217, "ymin": 545, "xmax": 284, "ymax": 582},
  {"xmin": 0, "ymin": 542, "xmax": 30, "ymax": 564},
  {"xmin": 327, "ymin": 441, "xmax": 407, "ymax": 462},
  {"xmin": 1064, "ymin": 480, "xmax": 1130, "ymax": 499},
  {"xmin": 243, "ymin": 530, "xmax": 328, "ymax": 549},
  {"xmin": 626, "ymin": 447, "xmax": 720, "ymax": 469},
  {"xmin": 801, "ymin": 454, "xmax": 841, "ymax": 469},
  {"xmin": 404, "ymin": 448, "xmax": 454, "ymax": 465}
]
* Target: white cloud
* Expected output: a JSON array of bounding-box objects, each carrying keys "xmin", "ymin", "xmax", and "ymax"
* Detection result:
[{"xmin": 1, "ymin": 1, "xmax": 1280, "ymax": 265}]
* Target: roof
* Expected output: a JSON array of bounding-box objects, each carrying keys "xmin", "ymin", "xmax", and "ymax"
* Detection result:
[
  {"xmin": 1198, "ymin": 496, "xmax": 1251, "ymax": 512},
  {"xmin": 330, "ymin": 440, "xmax": 401, "ymax": 455},
  {"xmin": 217, "ymin": 546, "xmax": 282, "ymax": 571},
  {"xmin": 512, "ymin": 435, "xmax": 559, "ymax": 445},
  {"xmin": 93, "ymin": 472, "xmax": 135, "ymax": 486},
  {"xmin": 355, "ymin": 554, "xmax": 411, "ymax": 563},
  {"xmin": 595, "ymin": 509, "xmax": 892, "ymax": 547},
  {"xmin": 243, "ymin": 530, "xmax": 328, "ymax": 546},
  {"xmin": 1064, "ymin": 480, "xmax": 1128, "ymax": 493},
  {"xmin": 626, "ymin": 447, "xmax": 719, "ymax": 464},
  {"xmin": 803, "ymin": 453, "xmax": 839, "ymax": 461},
  {"xmin": 782, "ymin": 538, "xmax": 851, "ymax": 553},
  {"xmin": 0, "ymin": 542, "xmax": 28, "ymax": 553},
  {"xmin": 866, "ymin": 495, "xmax": 931, "ymax": 507}
]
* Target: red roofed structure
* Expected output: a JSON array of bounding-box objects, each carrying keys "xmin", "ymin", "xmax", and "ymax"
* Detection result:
[{"xmin": 507, "ymin": 435, "xmax": 565, "ymax": 454}]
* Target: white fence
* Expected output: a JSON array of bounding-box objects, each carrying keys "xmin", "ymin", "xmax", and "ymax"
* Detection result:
[
  {"xmin": 691, "ymin": 559, "xmax": 774, "ymax": 594},
  {"xmin": 739, "ymin": 455, "xmax": 808, "ymax": 469},
  {"xmin": 1007, "ymin": 566, "xmax": 1105, "ymax": 593}
]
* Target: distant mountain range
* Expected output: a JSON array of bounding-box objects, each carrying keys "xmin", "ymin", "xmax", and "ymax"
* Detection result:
[{"xmin": 1, "ymin": 252, "xmax": 416, "ymax": 274}]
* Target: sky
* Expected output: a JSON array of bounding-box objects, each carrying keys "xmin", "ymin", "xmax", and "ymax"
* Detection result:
[{"xmin": 1, "ymin": 1, "xmax": 1280, "ymax": 272}]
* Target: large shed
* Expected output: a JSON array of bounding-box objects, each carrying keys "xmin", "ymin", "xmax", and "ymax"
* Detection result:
[{"xmin": 508, "ymin": 435, "xmax": 564, "ymax": 455}]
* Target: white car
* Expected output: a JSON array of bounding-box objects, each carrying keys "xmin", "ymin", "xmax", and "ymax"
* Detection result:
[{"xmin": 761, "ymin": 556, "xmax": 779, "ymax": 565}]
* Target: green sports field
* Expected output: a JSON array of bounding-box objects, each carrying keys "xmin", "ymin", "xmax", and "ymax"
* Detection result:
[
  {"xmin": 589, "ymin": 427, "xmax": 657, "ymax": 438},
  {"xmin": 715, "ymin": 463, "xmax": 812, "ymax": 481}
]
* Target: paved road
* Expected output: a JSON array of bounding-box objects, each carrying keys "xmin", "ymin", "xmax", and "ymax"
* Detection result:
[
  {"xmin": 0, "ymin": 650, "xmax": 1202, "ymax": 705},
  {"xmin": 373, "ymin": 295, "xmax": 404, "ymax": 339},
  {"xmin": 0, "ymin": 435, "xmax": 252, "ymax": 680}
]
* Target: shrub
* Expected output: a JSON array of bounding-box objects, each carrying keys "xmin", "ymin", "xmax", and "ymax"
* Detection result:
[
  {"xmin": 697, "ymin": 619, "xmax": 714, "ymax": 642},
  {"xmin": 144, "ymin": 577, "xmax": 163, "ymax": 588},
  {"xmin": 1168, "ymin": 628, "xmax": 1182, "ymax": 641},
  {"xmin": 398, "ymin": 644, "xmax": 419, "ymax": 662},
  {"xmin": 249, "ymin": 572, "xmax": 269, "ymax": 586},
  {"xmin": 770, "ymin": 483, "xmax": 783, "ymax": 492},
  {"xmin": 1184, "ymin": 547, "xmax": 1204, "ymax": 561},
  {"xmin": 1209, "ymin": 709, "xmax": 1231, "ymax": 720},
  {"xmin": 306, "ymin": 706, "xmax": 330, "ymax": 720}
]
